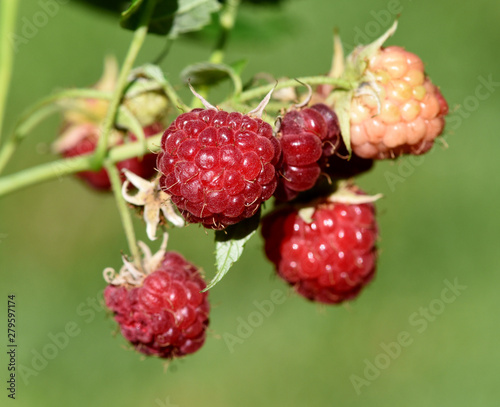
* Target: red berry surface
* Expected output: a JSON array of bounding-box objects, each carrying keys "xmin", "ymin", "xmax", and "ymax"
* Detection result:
[
  {"xmin": 350, "ymin": 46, "xmax": 449, "ymax": 159},
  {"xmin": 61, "ymin": 123, "xmax": 162, "ymax": 190},
  {"xmin": 157, "ymin": 109, "xmax": 281, "ymax": 230},
  {"xmin": 275, "ymin": 103, "xmax": 342, "ymax": 201},
  {"xmin": 261, "ymin": 195, "xmax": 378, "ymax": 304},
  {"xmin": 104, "ymin": 252, "xmax": 210, "ymax": 359}
]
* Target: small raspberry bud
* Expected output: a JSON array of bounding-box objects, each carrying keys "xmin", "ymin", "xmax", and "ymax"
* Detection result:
[
  {"xmin": 350, "ymin": 46, "xmax": 448, "ymax": 159},
  {"xmin": 157, "ymin": 108, "xmax": 280, "ymax": 230},
  {"xmin": 261, "ymin": 188, "xmax": 378, "ymax": 304}
]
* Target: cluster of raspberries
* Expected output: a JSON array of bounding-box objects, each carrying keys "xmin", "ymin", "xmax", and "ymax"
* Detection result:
[{"xmin": 94, "ymin": 45, "xmax": 448, "ymax": 359}]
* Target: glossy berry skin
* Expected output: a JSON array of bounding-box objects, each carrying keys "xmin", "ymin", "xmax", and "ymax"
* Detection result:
[
  {"xmin": 351, "ymin": 46, "xmax": 449, "ymax": 159},
  {"xmin": 275, "ymin": 104, "xmax": 341, "ymax": 202},
  {"xmin": 157, "ymin": 109, "xmax": 281, "ymax": 230},
  {"xmin": 61, "ymin": 123, "xmax": 162, "ymax": 190},
  {"xmin": 261, "ymin": 196, "xmax": 378, "ymax": 304},
  {"xmin": 104, "ymin": 252, "xmax": 210, "ymax": 359}
]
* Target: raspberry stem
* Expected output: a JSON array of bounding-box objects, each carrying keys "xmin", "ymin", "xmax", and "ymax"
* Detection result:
[
  {"xmin": 90, "ymin": 0, "xmax": 155, "ymax": 171},
  {"xmin": 117, "ymin": 104, "xmax": 148, "ymax": 155},
  {"xmin": 210, "ymin": 0, "xmax": 241, "ymax": 64},
  {"xmin": 105, "ymin": 160, "xmax": 142, "ymax": 269},
  {"xmin": 190, "ymin": 0, "xmax": 241, "ymax": 109},
  {"xmin": 238, "ymin": 76, "xmax": 355, "ymax": 103},
  {"xmin": 0, "ymin": 89, "xmax": 112, "ymax": 174},
  {"xmin": 0, "ymin": 132, "xmax": 162, "ymax": 197},
  {"xmin": 0, "ymin": 74, "xmax": 357, "ymax": 197},
  {"xmin": 0, "ymin": 0, "xmax": 18, "ymax": 145},
  {"xmin": 162, "ymin": 79, "xmax": 190, "ymax": 113}
]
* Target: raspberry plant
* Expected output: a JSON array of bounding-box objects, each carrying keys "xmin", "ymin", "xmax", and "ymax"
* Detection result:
[{"xmin": 0, "ymin": 0, "xmax": 449, "ymax": 361}]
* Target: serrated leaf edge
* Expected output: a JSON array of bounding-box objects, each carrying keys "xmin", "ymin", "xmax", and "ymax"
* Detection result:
[{"xmin": 204, "ymin": 229, "xmax": 257, "ymax": 291}]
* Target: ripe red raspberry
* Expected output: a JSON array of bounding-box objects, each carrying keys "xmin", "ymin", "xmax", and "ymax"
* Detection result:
[
  {"xmin": 59, "ymin": 123, "xmax": 162, "ymax": 190},
  {"xmin": 157, "ymin": 108, "xmax": 281, "ymax": 230},
  {"xmin": 275, "ymin": 103, "xmax": 341, "ymax": 201},
  {"xmin": 350, "ymin": 46, "xmax": 449, "ymax": 159},
  {"xmin": 104, "ymin": 251, "xmax": 210, "ymax": 359},
  {"xmin": 261, "ymin": 192, "xmax": 378, "ymax": 304}
]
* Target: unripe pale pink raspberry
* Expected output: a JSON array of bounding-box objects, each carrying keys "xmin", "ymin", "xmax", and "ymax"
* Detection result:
[
  {"xmin": 261, "ymin": 191, "xmax": 378, "ymax": 304},
  {"xmin": 104, "ymin": 251, "xmax": 210, "ymax": 359},
  {"xmin": 350, "ymin": 46, "xmax": 448, "ymax": 159},
  {"xmin": 157, "ymin": 108, "xmax": 281, "ymax": 230}
]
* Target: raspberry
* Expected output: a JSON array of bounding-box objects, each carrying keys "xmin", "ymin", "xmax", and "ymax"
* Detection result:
[
  {"xmin": 59, "ymin": 123, "xmax": 162, "ymax": 190},
  {"xmin": 157, "ymin": 108, "xmax": 281, "ymax": 230},
  {"xmin": 261, "ymin": 192, "xmax": 378, "ymax": 304},
  {"xmin": 275, "ymin": 103, "xmax": 341, "ymax": 201},
  {"xmin": 350, "ymin": 46, "xmax": 448, "ymax": 159},
  {"xmin": 104, "ymin": 251, "xmax": 210, "ymax": 359}
]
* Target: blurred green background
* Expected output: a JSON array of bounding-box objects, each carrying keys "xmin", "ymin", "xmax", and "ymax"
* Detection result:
[{"xmin": 1, "ymin": 0, "xmax": 499, "ymax": 405}]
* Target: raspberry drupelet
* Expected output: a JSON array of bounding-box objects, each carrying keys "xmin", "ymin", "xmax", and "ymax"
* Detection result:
[
  {"xmin": 104, "ymin": 251, "xmax": 210, "ymax": 359},
  {"xmin": 350, "ymin": 46, "xmax": 449, "ymax": 159},
  {"xmin": 262, "ymin": 190, "xmax": 378, "ymax": 304},
  {"xmin": 275, "ymin": 103, "xmax": 373, "ymax": 202},
  {"xmin": 157, "ymin": 108, "xmax": 281, "ymax": 230},
  {"xmin": 274, "ymin": 104, "xmax": 340, "ymax": 201}
]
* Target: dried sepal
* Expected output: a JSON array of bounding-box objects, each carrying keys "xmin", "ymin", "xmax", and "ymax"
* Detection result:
[
  {"xmin": 121, "ymin": 169, "xmax": 184, "ymax": 241},
  {"xmin": 103, "ymin": 233, "xmax": 169, "ymax": 287}
]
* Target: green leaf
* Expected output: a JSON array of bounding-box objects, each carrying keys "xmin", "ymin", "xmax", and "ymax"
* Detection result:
[
  {"xmin": 180, "ymin": 62, "xmax": 242, "ymax": 96},
  {"xmin": 120, "ymin": 0, "xmax": 220, "ymax": 37},
  {"xmin": 184, "ymin": 8, "xmax": 296, "ymax": 46},
  {"xmin": 170, "ymin": 0, "xmax": 221, "ymax": 38},
  {"xmin": 120, "ymin": 0, "xmax": 160, "ymax": 32},
  {"xmin": 73, "ymin": 0, "xmax": 130, "ymax": 13},
  {"xmin": 333, "ymin": 90, "xmax": 354, "ymax": 157},
  {"xmin": 205, "ymin": 213, "xmax": 261, "ymax": 291},
  {"xmin": 345, "ymin": 19, "xmax": 398, "ymax": 80},
  {"xmin": 129, "ymin": 63, "xmax": 190, "ymax": 111},
  {"xmin": 130, "ymin": 64, "xmax": 169, "ymax": 88},
  {"xmin": 230, "ymin": 59, "xmax": 248, "ymax": 77}
]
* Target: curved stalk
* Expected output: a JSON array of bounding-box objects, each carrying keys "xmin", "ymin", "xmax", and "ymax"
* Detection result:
[
  {"xmin": 91, "ymin": 0, "xmax": 156, "ymax": 170},
  {"xmin": 105, "ymin": 161, "xmax": 142, "ymax": 267},
  {"xmin": 0, "ymin": 89, "xmax": 112, "ymax": 174},
  {"xmin": 239, "ymin": 76, "xmax": 354, "ymax": 103},
  {"xmin": 210, "ymin": 0, "xmax": 241, "ymax": 64},
  {"xmin": 0, "ymin": 133, "xmax": 162, "ymax": 197},
  {"xmin": 0, "ymin": 0, "xmax": 19, "ymax": 143}
]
